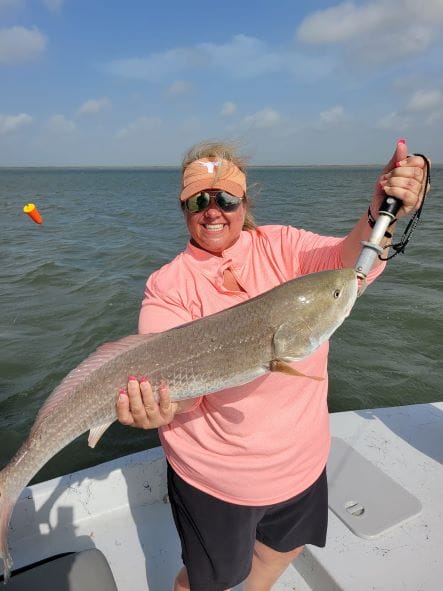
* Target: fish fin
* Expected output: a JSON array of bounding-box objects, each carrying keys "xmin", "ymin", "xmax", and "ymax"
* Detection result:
[
  {"xmin": 0, "ymin": 493, "xmax": 15, "ymax": 583},
  {"xmin": 272, "ymin": 322, "xmax": 316, "ymax": 361},
  {"xmin": 31, "ymin": 334, "xmax": 156, "ymax": 435},
  {"xmin": 270, "ymin": 360, "xmax": 324, "ymax": 382},
  {"xmin": 88, "ymin": 421, "xmax": 114, "ymax": 449}
]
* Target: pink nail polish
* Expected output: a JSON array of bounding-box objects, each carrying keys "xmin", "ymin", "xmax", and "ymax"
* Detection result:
[
  {"xmin": 128, "ymin": 376, "xmax": 137, "ymax": 382},
  {"xmin": 119, "ymin": 388, "xmax": 128, "ymax": 395},
  {"xmin": 397, "ymin": 138, "xmax": 406, "ymax": 144},
  {"xmin": 139, "ymin": 376, "xmax": 149, "ymax": 383},
  {"xmin": 395, "ymin": 161, "xmax": 402, "ymax": 167}
]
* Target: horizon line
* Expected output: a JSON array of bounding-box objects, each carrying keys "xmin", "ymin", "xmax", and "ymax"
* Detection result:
[{"xmin": 1, "ymin": 163, "xmax": 441, "ymax": 170}]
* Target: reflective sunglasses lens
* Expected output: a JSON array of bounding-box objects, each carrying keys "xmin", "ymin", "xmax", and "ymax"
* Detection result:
[
  {"xmin": 215, "ymin": 192, "xmax": 243, "ymax": 212},
  {"xmin": 186, "ymin": 192, "xmax": 211, "ymax": 213},
  {"xmin": 185, "ymin": 191, "xmax": 243, "ymax": 213}
]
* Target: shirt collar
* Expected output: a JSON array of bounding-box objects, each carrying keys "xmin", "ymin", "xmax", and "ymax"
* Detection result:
[{"xmin": 184, "ymin": 231, "xmax": 252, "ymax": 274}]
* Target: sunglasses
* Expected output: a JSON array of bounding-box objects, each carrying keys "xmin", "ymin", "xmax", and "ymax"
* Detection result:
[{"xmin": 184, "ymin": 191, "xmax": 244, "ymax": 214}]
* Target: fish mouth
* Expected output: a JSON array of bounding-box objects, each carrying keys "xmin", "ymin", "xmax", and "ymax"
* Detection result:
[{"xmin": 344, "ymin": 283, "xmax": 359, "ymax": 318}]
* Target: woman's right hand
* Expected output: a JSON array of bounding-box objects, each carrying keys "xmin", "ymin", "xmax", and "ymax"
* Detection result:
[{"xmin": 116, "ymin": 377, "xmax": 178, "ymax": 429}]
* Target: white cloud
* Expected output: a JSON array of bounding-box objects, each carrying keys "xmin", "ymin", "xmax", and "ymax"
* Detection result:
[
  {"xmin": 221, "ymin": 101, "xmax": 237, "ymax": 116},
  {"xmin": 296, "ymin": 0, "xmax": 443, "ymax": 63},
  {"xmin": 376, "ymin": 111, "xmax": 411, "ymax": 130},
  {"xmin": 0, "ymin": 26, "xmax": 47, "ymax": 65},
  {"xmin": 406, "ymin": 89, "xmax": 443, "ymax": 112},
  {"xmin": 48, "ymin": 114, "xmax": 76, "ymax": 134},
  {"xmin": 319, "ymin": 105, "xmax": 346, "ymax": 126},
  {"xmin": 297, "ymin": 1, "xmax": 385, "ymax": 44},
  {"xmin": 360, "ymin": 28, "xmax": 432, "ymax": 64},
  {"xmin": 405, "ymin": 89, "xmax": 443, "ymax": 126},
  {"xmin": 199, "ymin": 35, "xmax": 284, "ymax": 78},
  {"xmin": 242, "ymin": 108, "xmax": 281, "ymax": 129},
  {"xmin": 108, "ymin": 48, "xmax": 194, "ymax": 81},
  {"xmin": 115, "ymin": 116, "xmax": 162, "ymax": 140},
  {"xmin": 106, "ymin": 34, "xmax": 331, "ymax": 82},
  {"xmin": 167, "ymin": 80, "xmax": 193, "ymax": 96},
  {"xmin": 374, "ymin": 88, "xmax": 443, "ymax": 130},
  {"xmin": 0, "ymin": 112, "xmax": 32, "ymax": 135},
  {"xmin": 424, "ymin": 111, "xmax": 443, "ymax": 126},
  {"xmin": 78, "ymin": 97, "xmax": 111, "ymax": 115}
]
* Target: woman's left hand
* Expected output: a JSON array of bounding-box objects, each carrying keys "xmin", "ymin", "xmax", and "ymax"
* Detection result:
[{"xmin": 373, "ymin": 140, "xmax": 430, "ymax": 218}]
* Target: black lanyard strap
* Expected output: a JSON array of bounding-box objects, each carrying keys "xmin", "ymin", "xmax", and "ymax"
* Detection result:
[{"xmin": 379, "ymin": 153, "xmax": 431, "ymax": 261}]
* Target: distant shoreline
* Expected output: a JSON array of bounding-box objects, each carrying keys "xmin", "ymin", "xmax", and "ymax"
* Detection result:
[
  {"xmin": 1, "ymin": 164, "xmax": 441, "ymax": 170},
  {"xmin": 0, "ymin": 164, "xmax": 414, "ymax": 170}
]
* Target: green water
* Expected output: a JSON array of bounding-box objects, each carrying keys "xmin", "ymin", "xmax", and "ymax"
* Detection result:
[{"xmin": 1, "ymin": 165, "xmax": 441, "ymax": 482}]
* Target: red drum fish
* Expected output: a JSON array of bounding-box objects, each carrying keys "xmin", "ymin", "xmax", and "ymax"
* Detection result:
[{"xmin": 0, "ymin": 268, "xmax": 358, "ymax": 581}]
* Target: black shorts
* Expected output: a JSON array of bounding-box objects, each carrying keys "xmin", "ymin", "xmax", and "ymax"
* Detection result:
[{"xmin": 167, "ymin": 464, "xmax": 328, "ymax": 591}]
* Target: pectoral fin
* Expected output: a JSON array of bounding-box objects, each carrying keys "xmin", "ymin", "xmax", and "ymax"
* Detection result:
[
  {"xmin": 270, "ymin": 359, "xmax": 324, "ymax": 382},
  {"xmin": 88, "ymin": 421, "xmax": 114, "ymax": 448}
]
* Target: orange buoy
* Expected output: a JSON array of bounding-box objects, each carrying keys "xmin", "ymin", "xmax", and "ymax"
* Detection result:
[{"xmin": 23, "ymin": 203, "xmax": 43, "ymax": 224}]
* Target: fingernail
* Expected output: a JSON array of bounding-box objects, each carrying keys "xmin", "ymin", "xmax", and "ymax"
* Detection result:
[
  {"xmin": 128, "ymin": 376, "xmax": 137, "ymax": 382},
  {"xmin": 397, "ymin": 138, "xmax": 406, "ymax": 144}
]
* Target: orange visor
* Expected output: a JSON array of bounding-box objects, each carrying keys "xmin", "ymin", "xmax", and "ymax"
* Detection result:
[{"xmin": 180, "ymin": 157, "xmax": 246, "ymax": 202}]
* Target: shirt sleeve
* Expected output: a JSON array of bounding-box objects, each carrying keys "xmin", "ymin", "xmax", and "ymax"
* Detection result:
[
  {"xmin": 295, "ymin": 227, "xmax": 385, "ymax": 285},
  {"xmin": 295, "ymin": 229, "xmax": 343, "ymax": 274},
  {"xmin": 138, "ymin": 273, "xmax": 193, "ymax": 335}
]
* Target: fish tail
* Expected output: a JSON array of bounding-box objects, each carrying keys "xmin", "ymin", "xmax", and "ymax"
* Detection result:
[{"xmin": 0, "ymin": 480, "xmax": 14, "ymax": 583}]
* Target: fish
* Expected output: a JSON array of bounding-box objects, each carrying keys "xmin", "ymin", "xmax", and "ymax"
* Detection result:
[{"xmin": 0, "ymin": 268, "xmax": 358, "ymax": 581}]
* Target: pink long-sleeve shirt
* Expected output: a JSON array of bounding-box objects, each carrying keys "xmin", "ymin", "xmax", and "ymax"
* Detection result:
[{"xmin": 138, "ymin": 225, "xmax": 383, "ymax": 505}]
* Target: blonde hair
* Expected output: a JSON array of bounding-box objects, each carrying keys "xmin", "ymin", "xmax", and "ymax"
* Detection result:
[{"xmin": 181, "ymin": 140, "xmax": 258, "ymax": 231}]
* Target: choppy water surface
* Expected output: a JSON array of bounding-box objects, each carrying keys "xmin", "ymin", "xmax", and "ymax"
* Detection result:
[{"xmin": 1, "ymin": 165, "xmax": 441, "ymax": 482}]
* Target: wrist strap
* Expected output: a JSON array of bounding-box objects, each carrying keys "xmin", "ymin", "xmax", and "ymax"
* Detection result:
[{"xmin": 379, "ymin": 152, "xmax": 431, "ymax": 261}]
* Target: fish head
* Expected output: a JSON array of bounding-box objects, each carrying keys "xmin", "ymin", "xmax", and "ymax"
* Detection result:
[{"xmin": 273, "ymin": 268, "xmax": 358, "ymax": 361}]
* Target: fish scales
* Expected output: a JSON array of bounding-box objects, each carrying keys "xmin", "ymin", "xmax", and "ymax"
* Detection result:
[{"xmin": 0, "ymin": 268, "xmax": 358, "ymax": 581}]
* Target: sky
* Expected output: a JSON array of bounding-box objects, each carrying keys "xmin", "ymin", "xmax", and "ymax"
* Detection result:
[{"xmin": 0, "ymin": 0, "xmax": 442, "ymax": 166}]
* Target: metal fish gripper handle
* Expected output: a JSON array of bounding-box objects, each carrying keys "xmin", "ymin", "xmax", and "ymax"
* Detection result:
[{"xmin": 355, "ymin": 195, "xmax": 401, "ymax": 280}]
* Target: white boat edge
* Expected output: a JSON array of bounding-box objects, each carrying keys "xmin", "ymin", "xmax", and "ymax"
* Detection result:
[{"xmin": 3, "ymin": 401, "xmax": 443, "ymax": 590}]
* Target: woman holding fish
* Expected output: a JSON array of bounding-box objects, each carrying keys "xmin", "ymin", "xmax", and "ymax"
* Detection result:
[{"xmin": 117, "ymin": 139, "xmax": 428, "ymax": 591}]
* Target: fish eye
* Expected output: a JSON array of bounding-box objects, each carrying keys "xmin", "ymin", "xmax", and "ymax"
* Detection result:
[{"xmin": 333, "ymin": 289, "xmax": 341, "ymax": 299}]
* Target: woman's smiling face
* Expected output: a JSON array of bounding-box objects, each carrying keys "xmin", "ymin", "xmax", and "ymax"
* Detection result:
[{"xmin": 184, "ymin": 191, "xmax": 246, "ymax": 256}]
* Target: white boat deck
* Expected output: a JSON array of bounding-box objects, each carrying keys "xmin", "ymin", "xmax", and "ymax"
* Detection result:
[{"xmin": 5, "ymin": 402, "xmax": 443, "ymax": 590}]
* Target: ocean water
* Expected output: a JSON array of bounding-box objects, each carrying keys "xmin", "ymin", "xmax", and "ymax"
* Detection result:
[{"xmin": 1, "ymin": 165, "xmax": 441, "ymax": 483}]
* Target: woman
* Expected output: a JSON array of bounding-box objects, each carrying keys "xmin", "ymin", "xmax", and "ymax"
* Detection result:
[{"xmin": 117, "ymin": 139, "xmax": 428, "ymax": 591}]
